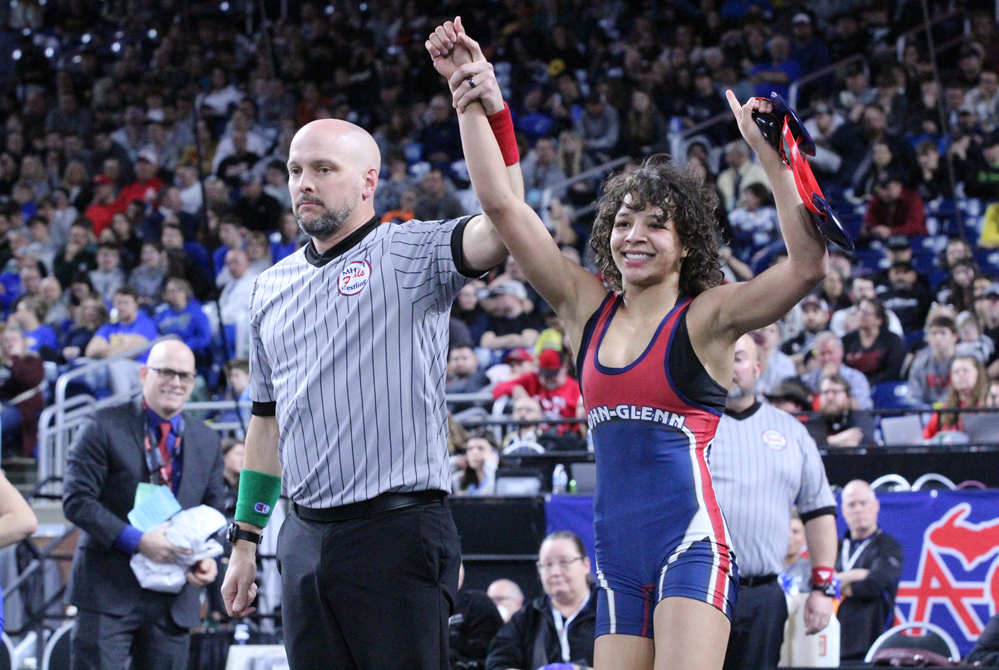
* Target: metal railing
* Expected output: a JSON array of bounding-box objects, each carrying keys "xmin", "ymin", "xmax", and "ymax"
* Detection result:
[
  {"xmin": 787, "ymin": 53, "xmax": 866, "ymax": 110},
  {"xmin": 894, "ymin": 9, "xmax": 966, "ymax": 61}
]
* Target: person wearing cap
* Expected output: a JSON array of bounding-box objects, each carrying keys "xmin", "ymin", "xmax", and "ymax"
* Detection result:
[
  {"xmin": 480, "ymin": 280, "xmax": 544, "ymax": 351},
  {"xmin": 492, "ymin": 348, "xmax": 582, "ymax": 437},
  {"xmin": 873, "ymin": 234, "xmax": 916, "ymax": 290},
  {"xmin": 790, "ymin": 12, "xmax": 830, "ymax": 78},
  {"xmin": 781, "ymin": 295, "xmax": 830, "ymax": 369},
  {"xmin": 831, "ymin": 276, "xmax": 905, "ymax": 340},
  {"xmin": 83, "ymin": 174, "xmax": 126, "ymax": 237},
  {"xmin": 975, "ymin": 283, "xmax": 999, "ymax": 365},
  {"xmin": 117, "ymin": 149, "xmax": 165, "ymax": 211},
  {"xmin": 802, "ymin": 97, "xmax": 845, "ymax": 175},
  {"xmin": 881, "ymin": 259, "xmax": 933, "ymax": 333},
  {"xmin": 956, "ymin": 129, "xmax": 999, "ymax": 201},
  {"xmin": 957, "ymin": 43, "xmax": 986, "ymax": 89},
  {"xmin": 861, "ymin": 170, "xmax": 928, "ymax": 241},
  {"xmin": 231, "ymin": 171, "xmax": 283, "ymax": 232}
]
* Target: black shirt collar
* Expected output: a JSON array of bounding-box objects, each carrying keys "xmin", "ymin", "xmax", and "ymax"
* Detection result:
[
  {"xmin": 725, "ymin": 399, "xmax": 762, "ymax": 421},
  {"xmin": 304, "ymin": 216, "xmax": 379, "ymax": 268}
]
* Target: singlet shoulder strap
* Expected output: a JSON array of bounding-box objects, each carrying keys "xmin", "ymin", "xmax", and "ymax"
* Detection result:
[{"xmin": 575, "ymin": 292, "xmax": 617, "ymax": 384}]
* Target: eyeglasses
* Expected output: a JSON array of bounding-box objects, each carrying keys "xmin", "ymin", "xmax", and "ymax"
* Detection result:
[
  {"xmin": 148, "ymin": 367, "xmax": 196, "ymax": 384},
  {"xmin": 751, "ymin": 92, "xmax": 853, "ymax": 251},
  {"xmin": 536, "ymin": 556, "xmax": 584, "ymax": 573}
]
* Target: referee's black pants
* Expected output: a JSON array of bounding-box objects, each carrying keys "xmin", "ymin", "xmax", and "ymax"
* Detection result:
[
  {"xmin": 722, "ymin": 578, "xmax": 788, "ymax": 670},
  {"xmin": 278, "ymin": 494, "xmax": 461, "ymax": 670}
]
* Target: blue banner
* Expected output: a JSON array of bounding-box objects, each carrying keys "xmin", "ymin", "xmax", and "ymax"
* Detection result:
[{"xmin": 547, "ymin": 490, "xmax": 999, "ymax": 657}]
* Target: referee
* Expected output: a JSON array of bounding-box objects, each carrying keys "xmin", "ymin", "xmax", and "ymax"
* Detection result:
[
  {"xmin": 220, "ymin": 36, "xmax": 522, "ymax": 670},
  {"xmin": 712, "ymin": 333, "xmax": 839, "ymax": 670}
]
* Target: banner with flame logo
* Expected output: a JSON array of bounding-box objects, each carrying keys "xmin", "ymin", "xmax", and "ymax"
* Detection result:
[{"xmin": 835, "ymin": 490, "xmax": 999, "ymax": 657}]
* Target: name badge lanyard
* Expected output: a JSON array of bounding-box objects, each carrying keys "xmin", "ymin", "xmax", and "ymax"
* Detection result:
[
  {"xmin": 552, "ymin": 605, "xmax": 583, "ymax": 663},
  {"xmin": 841, "ymin": 535, "xmax": 873, "ymax": 572}
]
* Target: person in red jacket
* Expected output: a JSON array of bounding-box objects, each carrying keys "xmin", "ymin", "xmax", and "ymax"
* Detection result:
[
  {"xmin": 861, "ymin": 170, "xmax": 928, "ymax": 240},
  {"xmin": 116, "ymin": 149, "xmax": 164, "ymax": 213},
  {"xmin": 492, "ymin": 348, "xmax": 581, "ymax": 434},
  {"xmin": 83, "ymin": 174, "xmax": 125, "ymax": 237}
]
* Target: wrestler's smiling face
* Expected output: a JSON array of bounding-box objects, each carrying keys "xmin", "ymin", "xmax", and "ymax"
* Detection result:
[{"xmin": 610, "ymin": 194, "xmax": 686, "ymax": 289}]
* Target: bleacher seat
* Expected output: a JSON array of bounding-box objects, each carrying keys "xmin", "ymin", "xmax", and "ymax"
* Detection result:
[
  {"xmin": 904, "ymin": 330, "xmax": 924, "ymax": 349},
  {"xmin": 871, "ymin": 381, "xmax": 916, "ymax": 409}
]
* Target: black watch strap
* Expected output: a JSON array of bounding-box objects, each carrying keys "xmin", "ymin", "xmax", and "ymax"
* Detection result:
[
  {"xmin": 227, "ymin": 522, "xmax": 262, "ymax": 546},
  {"xmin": 812, "ymin": 582, "xmax": 837, "ymax": 598}
]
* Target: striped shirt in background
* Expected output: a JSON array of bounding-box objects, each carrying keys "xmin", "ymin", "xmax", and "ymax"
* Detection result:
[
  {"xmin": 711, "ymin": 402, "xmax": 836, "ymax": 578},
  {"xmin": 248, "ymin": 215, "xmax": 477, "ymax": 508}
]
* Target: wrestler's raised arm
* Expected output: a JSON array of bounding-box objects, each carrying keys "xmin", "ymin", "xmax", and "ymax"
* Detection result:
[{"xmin": 436, "ymin": 28, "xmax": 606, "ymax": 340}]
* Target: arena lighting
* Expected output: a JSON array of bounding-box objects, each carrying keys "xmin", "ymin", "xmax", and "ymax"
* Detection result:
[
  {"xmin": 111, "ymin": 42, "xmax": 121, "ymax": 53},
  {"xmin": 72, "ymin": 54, "xmax": 81, "ymax": 63},
  {"xmin": 148, "ymin": 28, "xmax": 157, "ymax": 39},
  {"xmin": 324, "ymin": 4, "xmax": 334, "ymax": 15},
  {"xmin": 81, "ymin": 33, "xmax": 91, "ymax": 43},
  {"xmin": 359, "ymin": 2, "xmax": 368, "ymax": 10},
  {"xmin": 11, "ymin": 49, "xmax": 20, "ymax": 60},
  {"xmin": 44, "ymin": 47, "xmax": 53, "ymax": 58},
  {"xmin": 21, "ymin": 28, "xmax": 30, "ymax": 36},
  {"xmin": 220, "ymin": 1, "xmax": 230, "ymax": 11}
]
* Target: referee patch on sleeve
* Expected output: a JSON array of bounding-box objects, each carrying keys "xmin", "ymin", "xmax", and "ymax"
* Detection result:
[
  {"xmin": 252, "ymin": 401, "xmax": 277, "ymax": 417},
  {"xmin": 450, "ymin": 215, "xmax": 488, "ymax": 278}
]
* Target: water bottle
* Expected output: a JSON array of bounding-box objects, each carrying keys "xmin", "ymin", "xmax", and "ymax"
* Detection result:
[
  {"xmin": 234, "ymin": 623, "xmax": 250, "ymax": 645},
  {"xmin": 552, "ymin": 465, "xmax": 568, "ymax": 494}
]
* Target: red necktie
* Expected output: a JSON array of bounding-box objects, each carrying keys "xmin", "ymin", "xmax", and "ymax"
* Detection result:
[{"xmin": 158, "ymin": 421, "xmax": 173, "ymax": 487}]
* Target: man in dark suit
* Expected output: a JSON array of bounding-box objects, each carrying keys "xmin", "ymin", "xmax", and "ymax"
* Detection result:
[{"xmin": 63, "ymin": 339, "xmax": 226, "ymax": 669}]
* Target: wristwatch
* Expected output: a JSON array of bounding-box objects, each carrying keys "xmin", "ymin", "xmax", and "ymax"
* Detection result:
[
  {"xmin": 226, "ymin": 521, "xmax": 262, "ymax": 546},
  {"xmin": 812, "ymin": 581, "xmax": 837, "ymax": 598}
]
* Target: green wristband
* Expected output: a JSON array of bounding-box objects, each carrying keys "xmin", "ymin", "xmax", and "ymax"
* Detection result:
[{"xmin": 234, "ymin": 469, "xmax": 282, "ymax": 528}]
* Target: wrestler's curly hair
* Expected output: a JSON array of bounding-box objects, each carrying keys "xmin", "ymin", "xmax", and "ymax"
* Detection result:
[{"xmin": 590, "ymin": 154, "xmax": 723, "ymax": 297}]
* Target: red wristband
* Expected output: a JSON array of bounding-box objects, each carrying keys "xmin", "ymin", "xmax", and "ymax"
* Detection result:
[
  {"xmin": 812, "ymin": 566, "xmax": 834, "ymax": 585},
  {"xmin": 487, "ymin": 102, "xmax": 519, "ymax": 166}
]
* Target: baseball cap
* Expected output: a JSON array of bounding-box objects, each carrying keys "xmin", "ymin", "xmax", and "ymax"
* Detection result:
[
  {"xmin": 792, "ymin": 12, "xmax": 812, "ymax": 24},
  {"xmin": 765, "ymin": 380, "xmax": 812, "ymax": 408},
  {"xmin": 984, "ymin": 282, "xmax": 999, "ymax": 298},
  {"xmin": 800, "ymin": 294, "xmax": 828, "ymax": 312},
  {"xmin": 136, "ymin": 148, "xmax": 159, "ymax": 165},
  {"xmin": 502, "ymin": 347, "xmax": 533, "ymax": 364},
  {"xmin": 490, "ymin": 280, "xmax": 528, "ymax": 301},
  {"xmin": 960, "ymin": 44, "xmax": 984, "ymax": 59},
  {"xmin": 538, "ymin": 349, "xmax": 562, "ymax": 373},
  {"xmin": 886, "ymin": 234, "xmax": 910, "ymax": 250},
  {"xmin": 93, "ymin": 174, "xmax": 114, "ymax": 186},
  {"xmin": 890, "ymin": 259, "xmax": 915, "ymax": 272}
]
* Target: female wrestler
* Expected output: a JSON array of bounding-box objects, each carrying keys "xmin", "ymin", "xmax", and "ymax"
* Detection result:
[{"xmin": 428, "ymin": 21, "xmax": 829, "ymax": 670}]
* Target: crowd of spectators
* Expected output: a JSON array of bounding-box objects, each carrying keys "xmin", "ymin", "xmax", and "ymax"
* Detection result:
[{"xmin": 2, "ymin": 1, "xmax": 999, "ymax": 667}]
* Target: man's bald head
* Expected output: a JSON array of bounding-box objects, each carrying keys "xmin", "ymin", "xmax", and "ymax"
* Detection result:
[
  {"xmin": 288, "ymin": 120, "xmax": 382, "ymax": 249},
  {"xmin": 487, "ymin": 579, "xmax": 525, "ymax": 622},
  {"xmin": 842, "ymin": 479, "xmax": 880, "ymax": 540},
  {"xmin": 290, "ymin": 119, "xmax": 381, "ymax": 177}
]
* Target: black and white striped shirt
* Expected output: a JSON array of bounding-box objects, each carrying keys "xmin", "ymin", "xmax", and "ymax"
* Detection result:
[
  {"xmin": 248, "ymin": 215, "xmax": 477, "ymax": 508},
  {"xmin": 711, "ymin": 401, "xmax": 836, "ymax": 577}
]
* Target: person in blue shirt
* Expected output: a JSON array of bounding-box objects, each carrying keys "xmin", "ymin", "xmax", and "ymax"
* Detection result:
[
  {"xmin": 750, "ymin": 34, "xmax": 803, "ymax": 101},
  {"xmin": 270, "ymin": 211, "xmax": 301, "ymax": 264},
  {"xmin": 85, "ymin": 286, "xmax": 159, "ymax": 395},
  {"xmin": 154, "ymin": 278, "xmax": 212, "ymax": 364},
  {"xmin": 11, "ymin": 295, "xmax": 59, "ymax": 359}
]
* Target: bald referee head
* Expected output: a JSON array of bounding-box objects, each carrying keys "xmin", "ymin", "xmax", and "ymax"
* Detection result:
[{"xmin": 288, "ymin": 119, "xmax": 382, "ymax": 252}]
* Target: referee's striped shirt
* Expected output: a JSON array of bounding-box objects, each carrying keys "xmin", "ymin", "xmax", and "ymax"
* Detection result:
[
  {"xmin": 711, "ymin": 401, "xmax": 836, "ymax": 577},
  {"xmin": 248, "ymin": 215, "xmax": 478, "ymax": 508}
]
